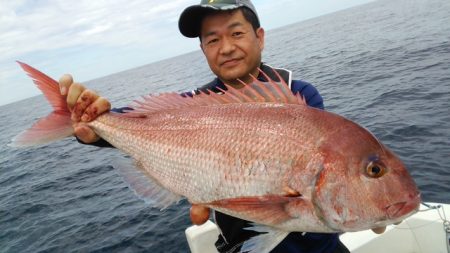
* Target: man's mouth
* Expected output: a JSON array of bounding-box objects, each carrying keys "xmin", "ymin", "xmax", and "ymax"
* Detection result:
[{"xmin": 221, "ymin": 58, "xmax": 241, "ymax": 67}]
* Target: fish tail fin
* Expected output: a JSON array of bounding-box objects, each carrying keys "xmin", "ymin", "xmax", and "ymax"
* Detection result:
[{"xmin": 10, "ymin": 61, "xmax": 73, "ymax": 147}]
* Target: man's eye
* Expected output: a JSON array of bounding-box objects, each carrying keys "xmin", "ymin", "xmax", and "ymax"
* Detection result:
[
  {"xmin": 207, "ymin": 38, "xmax": 218, "ymax": 44},
  {"xmin": 233, "ymin": 32, "xmax": 244, "ymax": 37}
]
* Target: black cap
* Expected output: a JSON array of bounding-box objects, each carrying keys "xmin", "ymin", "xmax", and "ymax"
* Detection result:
[{"xmin": 178, "ymin": 0, "xmax": 259, "ymax": 38}]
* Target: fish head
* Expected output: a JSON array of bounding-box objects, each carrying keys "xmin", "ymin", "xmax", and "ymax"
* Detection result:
[{"xmin": 313, "ymin": 119, "xmax": 421, "ymax": 232}]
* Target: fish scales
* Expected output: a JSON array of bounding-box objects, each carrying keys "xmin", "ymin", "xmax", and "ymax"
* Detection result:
[
  {"xmin": 13, "ymin": 62, "xmax": 420, "ymax": 250},
  {"xmin": 90, "ymin": 103, "xmax": 323, "ymax": 204}
]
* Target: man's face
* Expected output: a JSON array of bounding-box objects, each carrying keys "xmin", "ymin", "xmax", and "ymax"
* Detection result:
[{"xmin": 200, "ymin": 9, "xmax": 265, "ymax": 86}]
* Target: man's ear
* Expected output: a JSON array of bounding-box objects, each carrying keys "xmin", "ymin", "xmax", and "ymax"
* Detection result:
[
  {"xmin": 200, "ymin": 41, "xmax": 205, "ymax": 53},
  {"xmin": 256, "ymin": 27, "xmax": 265, "ymax": 50}
]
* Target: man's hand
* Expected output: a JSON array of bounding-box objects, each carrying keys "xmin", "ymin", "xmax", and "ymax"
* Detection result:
[
  {"xmin": 190, "ymin": 204, "xmax": 210, "ymax": 225},
  {"xmin": 371, "ymin": 220, "xmax": 403, "ymax": 234},
  {"xmin": 371, "ymin": 227, "xmax": 386, "ymax": 234},
  {"xmin": 59, "ymin": 74, "xmax": 111, "ymax": 143}
]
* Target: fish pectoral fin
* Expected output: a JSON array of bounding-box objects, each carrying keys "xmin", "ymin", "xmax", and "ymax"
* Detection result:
[
  {"xmin": 113, "ymin": 157, "xmax": 183, "ymax": 210},
  {"xmin": 208, "ymin": 195, "xmax": 301, "ymax": 224},
  {"xmin": 241, "ymin": 224, "xmax": 290, "ymax": 253}
]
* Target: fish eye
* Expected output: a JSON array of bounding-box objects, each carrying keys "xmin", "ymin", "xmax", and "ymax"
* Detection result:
[{"xmin": 366, "ymin": 162, "xmax": 386, "ymax": 178}]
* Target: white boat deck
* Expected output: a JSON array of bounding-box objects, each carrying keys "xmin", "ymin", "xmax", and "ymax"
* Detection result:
[
  {"xmin": 185, "ymin": 202, "xmax": 450, "ymax": 253},
  {"xmin": 340, "ymin": 202, "xmax": 450, "ymax": 253}
]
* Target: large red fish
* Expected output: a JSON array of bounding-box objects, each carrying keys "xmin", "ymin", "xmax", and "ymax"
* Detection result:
[{"xmin": 12, "ymin": 62, "xmax": 420, "ymax": 253}]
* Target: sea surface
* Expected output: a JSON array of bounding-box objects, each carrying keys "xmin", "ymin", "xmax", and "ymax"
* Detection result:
[{"xmin": 1, "ymin": 0, "xmax": 449, "ymax": 252}]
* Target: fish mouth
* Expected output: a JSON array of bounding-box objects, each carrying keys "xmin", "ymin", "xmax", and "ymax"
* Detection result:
[{"xmin": 386, "ymin": 194, "xmax": 421, "ymax": 219}]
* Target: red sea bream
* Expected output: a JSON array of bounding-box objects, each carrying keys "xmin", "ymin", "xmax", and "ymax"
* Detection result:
[{"xmin": 12, "ymin": 62, "xmax": 421, "ymax": 253}]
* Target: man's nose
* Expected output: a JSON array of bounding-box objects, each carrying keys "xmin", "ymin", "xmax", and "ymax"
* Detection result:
[{"xmin": 219, "ymin": 37, "xmax": 235, "ymax": 55}]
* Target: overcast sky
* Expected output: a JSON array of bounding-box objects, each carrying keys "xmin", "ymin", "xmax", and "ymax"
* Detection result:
[{"xmin": 0, "ymin": 0, "xmax": 373, "ymax": 106}]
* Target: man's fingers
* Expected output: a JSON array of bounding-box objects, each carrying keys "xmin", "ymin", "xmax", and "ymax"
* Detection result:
[
  {"xmin": 59, "ymin": 74, "xmax": 73, "ymax": 96},
  {"xmin": 190, "ymin": 204, "xmax": 210, "ymax": 225},
  {"xmin": 371, "ymin": 226, "xmax": 386, "ymax": 234},
  {"xmin": 67, "ymin": 82, "xmax": 85, "ymax": 111},
  {"xmin": 72, "ymin": 89, "xmax": 99, "ymax": 122},
  {"xmin": 74, "ymin": 124, "xmax": 100, "ymax": 143},
  {"xmin": 81, "ymin": 97, "xmax": 111, "ymax": 122}
]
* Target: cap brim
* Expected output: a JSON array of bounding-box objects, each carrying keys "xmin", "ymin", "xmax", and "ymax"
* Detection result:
[{"xmin": 178, "ymin": 4, "xmax": 240, "ymax": 38}]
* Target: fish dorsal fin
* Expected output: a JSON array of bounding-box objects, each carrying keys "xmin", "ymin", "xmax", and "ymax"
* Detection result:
[{"xmin": 123, "ymin": 68, "xmax": 306, "ymax": 117}]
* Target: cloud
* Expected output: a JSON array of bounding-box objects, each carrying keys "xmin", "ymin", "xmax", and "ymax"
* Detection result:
[
  {"xmin": 0, "ymin": 0, "xmax": 198, "ymax": 105},
  {"xmin": 0, "ymin": 0, "xmax": 196, "ymax": 59}
]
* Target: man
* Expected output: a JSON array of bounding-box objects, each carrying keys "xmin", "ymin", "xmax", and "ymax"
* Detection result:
[{"xmin": 60, "ymin": 0, "xmax": 384, "ymax": 252}]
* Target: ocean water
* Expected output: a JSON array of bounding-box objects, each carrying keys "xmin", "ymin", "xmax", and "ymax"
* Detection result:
[{"xmin": 1, "ymin": 0, "xmax": 449, "ymax": 252}]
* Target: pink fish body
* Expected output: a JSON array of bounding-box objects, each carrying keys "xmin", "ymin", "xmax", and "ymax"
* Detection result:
[{"xmin": 13, "ymin": 62, "xmax": 420, "ymax": 252}]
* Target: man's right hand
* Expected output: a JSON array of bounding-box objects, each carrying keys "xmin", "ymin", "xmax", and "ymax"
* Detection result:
[
  {"xmin": 59, "ymin": 74, "xmax": 111, "ymax": 143},
  {"xmin": 190, "ymin": 204, "xmax": 210, "ymax": 225}
]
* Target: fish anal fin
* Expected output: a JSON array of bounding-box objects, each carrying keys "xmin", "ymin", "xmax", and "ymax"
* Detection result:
[{"xmin": 114, "ymin": 158, "xmax": 183, "ymax": 210}]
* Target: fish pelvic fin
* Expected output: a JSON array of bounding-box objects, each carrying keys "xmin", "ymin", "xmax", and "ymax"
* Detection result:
[
  {"xmin": 10, "ymin": 62, "xmax": 73, "ymax": 147},
  {"xmin": 124, "ymin": 68, "xmax": 307, "ymax": 117}
]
